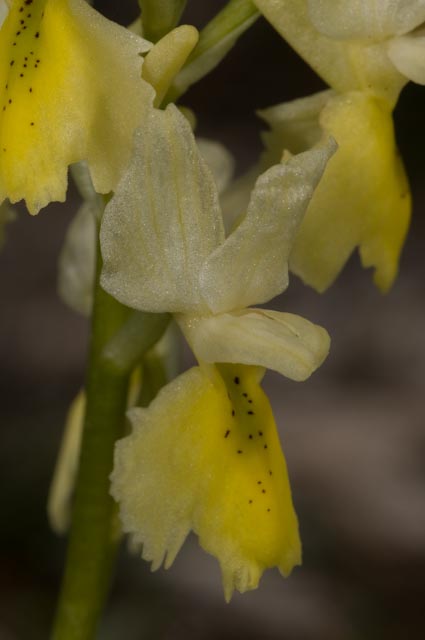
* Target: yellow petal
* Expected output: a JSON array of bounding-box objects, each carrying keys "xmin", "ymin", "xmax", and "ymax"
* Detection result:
[
  {"xmin": 261, "ymin": 91, "xmax": 410, "ymax": 292},
  {"xmin": 0, "ymin": 0, "xmax": 154, "ymax": 213},
  {"xmin": 111, "ymin": 364, "xmax": 301, "ymax": 600}
]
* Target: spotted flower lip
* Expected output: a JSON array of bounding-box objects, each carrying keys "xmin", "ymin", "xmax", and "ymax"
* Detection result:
[
  {"xmin": 101, "ymin": 104, "xmax": 333, "ymax": 597},
  {"xmin": 0, "ymin": 0, "xmax": 154, "ymax": 214}
]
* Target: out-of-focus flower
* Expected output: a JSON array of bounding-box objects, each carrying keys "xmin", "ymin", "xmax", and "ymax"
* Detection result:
[
  {"xmin": 100, "ymin": 105, "xmax": 334, "ymax": 598},
  {"xmin": 249, "ymin": 0, "xmax": 417, "ymax": 291}
]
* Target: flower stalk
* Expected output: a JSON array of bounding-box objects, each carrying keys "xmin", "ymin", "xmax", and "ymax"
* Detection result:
[{"xmin": 51, "ymin": 233, "xmax": 132, "ymax": 640}]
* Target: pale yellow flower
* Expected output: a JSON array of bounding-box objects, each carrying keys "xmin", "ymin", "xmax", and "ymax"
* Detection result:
[
  {"xmin": 250, "ymin": 0, "xmax": 419, "ymax": 291},
  {"xmin": 100, "ymin": 105, "xmax": 334, "ymax": 598}
]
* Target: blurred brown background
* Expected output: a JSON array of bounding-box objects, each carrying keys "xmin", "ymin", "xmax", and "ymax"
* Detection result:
[{"xmin": 1, "ymin": 1, "xmax": 425, "ymax": 638}]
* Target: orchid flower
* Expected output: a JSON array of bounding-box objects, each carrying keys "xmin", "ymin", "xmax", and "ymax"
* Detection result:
[
  {"xmin": 0, "ymin": 0, "xmax": 155, "ymax": 214},
  {"xmin": 249, "ymin": 0, "xmax": 420, "ymax": 291},
  {"xmin": 100, "ymin": 105, "xmax": 334, "ymax": 598}
]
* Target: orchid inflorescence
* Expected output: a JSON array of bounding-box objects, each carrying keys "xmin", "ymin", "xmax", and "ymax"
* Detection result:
[{"xmin": 1, "ymin": 0, "xmax": 423, "ymax": 635}]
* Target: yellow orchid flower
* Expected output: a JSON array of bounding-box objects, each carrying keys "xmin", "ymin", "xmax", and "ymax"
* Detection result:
[
  {"xmin": 0, "ymin": 0, "xmax": 155, "ymax": 214},
  {"xmin": 100, "ymin": 105, "xmax": 334, "ymax": 598},
  {"xmin": 251, "ymin": 0, "xmax": 421, "ymax": 291}
]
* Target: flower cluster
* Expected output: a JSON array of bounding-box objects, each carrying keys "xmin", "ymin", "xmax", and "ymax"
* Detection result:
[
  {"xmin": 100, "ymin": 105, "xmax": 333, "ymax": 596},
  {"xmin": 2, "ymin": 0, "xmax": 420, "ymax": 609},
  {"xmin": 248, "ymin": 0, "xmax": 424, "ymax": 291}
]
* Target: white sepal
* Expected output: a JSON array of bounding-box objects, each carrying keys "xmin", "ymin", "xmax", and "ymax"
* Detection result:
[
  {"xmin": 199, "ymin": 141, "xmax": 336, "ymax": 314},
  {"xmin": 178, "ymin": 308, "xmax": 330, "ymax": 382},
  {"xmin": 100, "ymin": 105, "xmax": 225, "ymax": 314}
]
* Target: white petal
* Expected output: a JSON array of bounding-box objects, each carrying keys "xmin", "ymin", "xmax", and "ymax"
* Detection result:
[
  {"xmin": 100, "ymin": 105, "xmax": 225, "ymax": 314},
  {"xmin": 308, "ymin": 1, "xmax": 425, "ymax": 41},
  {"xmin": 197, "ymin": 138, "xmax": 235, "ymax": 194},
  {"xmin": 58, "ymin": 201, "xmax": 97, "ymax": 316},
  {"xmin": 387, "ymin": 29, "xmax": 425, "ymax": 83},
  {"xmin": 199, "ymin": 141, "xmax": 335, "ymax": 314},
  {"xmin": 178, "ymin": 308, "xmax": 330, "ymax": 382}
]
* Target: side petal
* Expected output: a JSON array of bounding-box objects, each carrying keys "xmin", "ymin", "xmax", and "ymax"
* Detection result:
[
  {"xmin": 199, "ymin": 141, "xmax": 335, "ymax": 314},
  {"xmin": 0, "ymin": 0, "xmax": 154, "ymax": 213},
  {"xmin": 178, "ymin": 309, "xmax": 330, "ymax": 382},
  {"xmin": 111, "ymin": 364, "xmax": 301, "ymax": 600},
  {"xmin": 101, "ymin": 105, "xmax": 224, "ymax": 314},
  {"xmin": 287, "ymin": 91, "xmax": 411, "ymax": 292},
  {"xmin": 308, "ymin": 0, "xmax": 425, "ymax": 41},
  {"xmin": 387, "ymin": 29, "xmax": 425, "ymax": 84}
]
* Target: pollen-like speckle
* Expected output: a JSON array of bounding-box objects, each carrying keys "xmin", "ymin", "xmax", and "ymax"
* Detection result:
[
  {"xmin": 248, "ymin": 434, "xmax": 253, "ymax": 439},
  {"xmin": 262, "ymin": 489, "xmax": 266, "ymax": 494},
  {"xmin": 257, "ymin": 481, "xmax": 262, "ymax": 485},
  {"xmin": 258, "ymin": 431, "xmax": 263, "ymax": 436},
  {"xmin": 264, "ymin": 444, "xmax": 268, "ymax": 450},
  {"xmin": 242, "ymin": 393, "xmax": 248, "ymax": 398}
]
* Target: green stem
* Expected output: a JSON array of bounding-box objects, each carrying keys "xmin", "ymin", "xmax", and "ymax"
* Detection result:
[
  {"xmin": 165, "ymin": 0, "xmax": 259, "ymax": 103},
  {"xmin": 51, "ymin": 237, "xmax": 131, "ymax": 640}
]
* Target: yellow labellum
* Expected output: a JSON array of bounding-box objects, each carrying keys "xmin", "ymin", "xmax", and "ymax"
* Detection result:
[
  {"xmin": 0, "ymin": 0, "xmax": 153, "ymax": 213},
  {"xmin": 111, "ymin": 363, "xmax": 301, "ymax": 600},
  {"xmin": 289, "ymin": 91, "xmax": 411, "ymax": 292}
]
